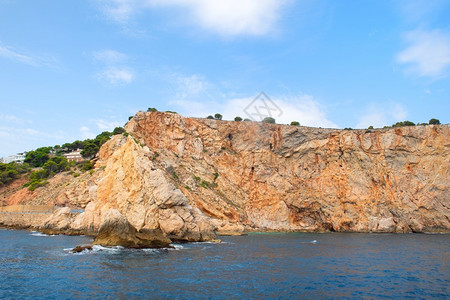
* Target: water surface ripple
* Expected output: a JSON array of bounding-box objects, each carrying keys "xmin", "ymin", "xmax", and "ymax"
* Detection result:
[{"xmin": 0, "ymin": 229, "xmax": 448, "ymax": 299}]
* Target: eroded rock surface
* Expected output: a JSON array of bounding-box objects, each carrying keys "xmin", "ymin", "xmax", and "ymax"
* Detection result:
[
  {"xmin": 124, "ymin": 111, "xmax": 450, "ymax": 233},
  {"xmin": 93, "ymin": 209, "xmax": 171, "ymax": 248},
  {"xmin": 3, "ymin": 111, "xmax": 449, "ymax": 238}
]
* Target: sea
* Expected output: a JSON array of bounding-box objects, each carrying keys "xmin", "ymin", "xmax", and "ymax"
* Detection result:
[{"xmin": 0, "ymin": 229, "xmax": 448, "ymax": 299}]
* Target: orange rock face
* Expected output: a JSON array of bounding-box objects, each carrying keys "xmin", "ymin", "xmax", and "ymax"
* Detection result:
[
  {"xmin": 124, "ymin": 112, "xmax": 450, "ymax": 233},
  {"xmin": 2, "ymin": 111, "xmax": 449, "ymax": 235}
]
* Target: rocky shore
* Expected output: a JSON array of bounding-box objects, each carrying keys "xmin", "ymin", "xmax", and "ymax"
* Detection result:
[{"xmin": 1, "ymin": 111, "xmax": 449, "ymax": 247}]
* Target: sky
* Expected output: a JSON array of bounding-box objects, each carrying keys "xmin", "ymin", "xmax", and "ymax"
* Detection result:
[{"xmin": 1, "ymin": 0, "xmax": 449, "ymax": 157}]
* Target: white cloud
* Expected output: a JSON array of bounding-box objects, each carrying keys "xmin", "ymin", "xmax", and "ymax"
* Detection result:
[
  {"xmin": 96, "ymin": 67, "xmax": 134, "ymax": 85},
  {"xmin": 0, "ymin": 114, "xmax": 32, "ymax": 125},
  {"xmin": 0, "ymin": 44, "xmax": 36, "ymax": 65},
  {"xmin": 166, "ymin": 72, "xmax": 214, "ymax": 99},
  {"xmin": 398, "ymin": 0, "xmax": 447, "ymax": 23},
  {"xmin": 0, "ymin": 126, "xmax": 67, "ymax": 157},
  {"xmin": 397, "ymin": 29, "xmax": 450, "ymax": 77},
  {"xmin": 170, "ymin": 94, "xmax": 337, "ymax": 128},
  {"xmin": 93, "ymin": 49, "xmax": 134, "ymax": 85},
  {"xmin": 355, "ymin": 103, "xmax": 408, "ymax": 129},
  {"xmin": 99, "ymin": 0, "xmax": 288, "ymax": 36},
  {"xmin": 100, "ymin": 0, "xmax": 136, "ymax": 23},
  {"xmin": 93, "ymin": 49, "xmax": 128, "ymax": 64},
  {"xmin": 93, "ymin": 119, "xmax": 123, "ymax": 131},
  {"xmin": 160, "ymin": 70, "xmax": 336, "ymax": 127},
  {"xmin": 80, "ymin": 126, "xmax": 95, "ymax": 139},
  {"xmin": 0, "ymin": 43, "xmax": 58, "ymax": 67}
]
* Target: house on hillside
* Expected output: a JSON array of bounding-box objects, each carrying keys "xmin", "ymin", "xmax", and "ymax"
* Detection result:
[
  {"xmin": 63, "ymin": 149, "xmax": 83, "ymax": 162},
  {"xmin": 1, "ymin": 152, "xmax": 27, "ymax": 164}
]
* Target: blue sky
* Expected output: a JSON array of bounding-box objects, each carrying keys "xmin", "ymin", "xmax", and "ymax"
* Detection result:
[{"xmin": 1, "ymin": 0, "xmax": 449, "ymax": 157}]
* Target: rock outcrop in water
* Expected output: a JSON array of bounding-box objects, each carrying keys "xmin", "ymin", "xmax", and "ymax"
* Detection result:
[
  {"xmin": 58, "ymin": 133, "xmax": 217, "ymax": 245},
  {"xmin": 93, "ymin": 209, "xmax": 172, "ymax": 248},
  {"xmin": 1, "ymin": 111, "xmax": 449, "ymax": 240}
]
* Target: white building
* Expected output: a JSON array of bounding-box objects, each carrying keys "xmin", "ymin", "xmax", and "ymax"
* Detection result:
[
  {"xmin": 63, "ymin": 149, "xmax": 83, "ymax": 162},
  {"xmin": 1, "ymin": 152, "xmax": 27, "ymax": 164}
]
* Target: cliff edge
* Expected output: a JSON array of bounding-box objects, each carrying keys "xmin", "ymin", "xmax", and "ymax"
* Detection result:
[
  {"xmin": 1, "ymin": 111, "xmax": 449, "ymax": 240},
  {"xmin": 124, "ymin": 111, "xmax": 449, "ymax": 233}
]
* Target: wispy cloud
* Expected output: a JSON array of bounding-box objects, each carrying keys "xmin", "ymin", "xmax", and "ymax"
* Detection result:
[
  {"xmin": 78, "ymin": 119, "xmax": 122, "ymax": 141},
  {"xmin": 96, "ymin": 67, "xmax": 134, "ymax": 85},
  {"xmin": 397, "ymin": 0, "xmax": 447, "ymax": 23},
  {"xmin": 0, "ymin": 114, "xmax": 32, "ymax": 125},
  {"xmin": 355, "ymin": 103, "xmax": 408, "ymax": 129},
  {"xmin": 170, "ymin": 94, "xmax": 337, "ymax": 128},
  {"xmin": 396, "ymin": 29, "xmax": 450, "ymax": 78},
  {"xmin": 93, "ymin": 49, "xmax": 128, "ymax": 64},
  {"xmin": 0, "ymin": 126, "xmax": 67, "ymax": 157},
  {"xmin": 0, "ymin": 42, "xmax": 58, "ymax": 67},
  {"xmin": 99, "ymin": 0, "xmax": 136, "ymax": 23},
  {"xmin": 92, "ymin": 119, "xmax": 123, "ymax": 131},
  {"xmin": 80, "ymin": 126, "xmax": 95, "ymax": 139},
  {"xmin": 158, "ymin": 70, "xmax": 336, "ymax": 127},
  {"xmin": 93, "ymin": 49, "xmax": 134, "ymax": 85},
  {"xmin": 99, "ymin": 0, "xmax": 289, "ymax": 37}
]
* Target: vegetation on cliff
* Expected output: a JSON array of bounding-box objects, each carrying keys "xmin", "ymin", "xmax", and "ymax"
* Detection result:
[
  {"xmin": 12, "ymin": 127, "xmax": 125, "ymax": 191},
  {"xmin": 1, "ymin": 111, "xmax": 449, "ymax": 241},
  {"xmin": 0, "ymin": 162, "xmax": 30, "ymax": 186}
]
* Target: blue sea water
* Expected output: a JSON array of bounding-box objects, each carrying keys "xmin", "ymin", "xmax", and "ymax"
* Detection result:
[{"xmin": 0, "ymin": 229, "xmax": 448, "ymax": 299}]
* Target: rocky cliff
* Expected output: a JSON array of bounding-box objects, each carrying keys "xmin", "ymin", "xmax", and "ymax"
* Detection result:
[
  {"xmin": 124, "ymin": 111, "xmax": 449, "ymax": 233},
  {"xmin": 41, "ymin": 134, "xmax": 217, "ymax": 245},
  {"xmin": 2, "ymin": 111, "xmax": 449, "ymax": 238}
]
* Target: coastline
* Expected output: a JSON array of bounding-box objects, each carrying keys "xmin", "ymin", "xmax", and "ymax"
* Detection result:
[{"xmin": 2, "ymin": 220, "xmax": 449, "ymax": 236}]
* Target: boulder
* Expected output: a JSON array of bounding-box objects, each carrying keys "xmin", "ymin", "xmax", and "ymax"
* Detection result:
[
  {"xmin": 40, "ymin": 207, "xmax": 72, "ymax": 234},
  {"xmin": 93, "ymin": 209, "xmax": 172, "ymax": 248},
  {"xmin": 72, "ymin": 245, "xmax": 93, "ymax": 253}
]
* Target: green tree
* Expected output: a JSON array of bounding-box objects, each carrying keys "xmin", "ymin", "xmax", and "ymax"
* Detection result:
[
  {"xmin": 206, "ymin": 115, "xmax": 214, "ymax": 119},
  {"xmin": 244, "ymin": 118, "xmax": 252, "ymax": 122},
  {"xmin": 214, "ymin": 113, "xmax": 223, "ymax": 120},
  {"xmin": 429, "ymin": 118, "xmax": 441, "ymax": 125},
  {"xmin": 234, "ymin": 116, "xmax": 243, "ymax": 122},
  {"xmin": 113, "ymin": 127, "xmax": 125, "ymax": 135},
  {"xmin": 0, "ymin": 162, "xmax": 28, "ymax": 186},
  {"xmin": 368, "ymin": 125, "xmax": 374, "ymax": 129},
  {"xmin": 24, "ymin": 147, "xmax": 51, "ymax": 167},
  {"xmin": 42, "ymin": 160, "xmax": 58, "ymax": 175},
  {"xmin": 147, "ymin": 107, "xmax": 158, "ymax": 112},
  {"xmin": 392, "ymin": 121, "xmax": 415, "ymax": 127},
  {"xmin": 71, "ymin": 140, "xmax": 85, "ymax": 150},
  {"xmin": 94, "ymin": 131, "xmax": 113, "ymax": 147},
  {"xmin": 81, "ymin": 142, "xmax": 99, "ymax": 159},
  {"xmin": 29, "ymin": 169, "xmax": 49, "ymax": 181},
  {"xmin": 263, "ymin": 117, "xmax": 276, "ymax": 124},
  {"xmin": 290, "ymin": 121, "xmax": 300, "ymax": 126}
]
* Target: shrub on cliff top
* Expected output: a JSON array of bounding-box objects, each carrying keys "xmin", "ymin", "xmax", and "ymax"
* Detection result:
[
  {"xmin": 113, "ymin": 127, "xmax": 125, "ymax": 135},
  {"xmin": 392, "ymin": 121, "xmax": 415, "ymax": 127},
  {"xmin": 263, "ymin": 117, "xmax": 276, "ymax": 124},
  {"xmin": 214, "ymin": 113, "xmax": 223, "ymax": 120},
  {"xmin": 290, "ymin": 121, "xmax": 300, "ymax": 126},
  {"xmin": 234, "ymin": 116, "xmax": 243, "ymax": 122},
  {"xmin": 429, "ymin": 118, "xmax": 440, "ymax": 125}
]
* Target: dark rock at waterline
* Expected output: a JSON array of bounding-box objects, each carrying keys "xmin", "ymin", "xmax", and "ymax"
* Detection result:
[{"xmin": 72, "ymin": 245, "xmax": 93, "ymax": 253}]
